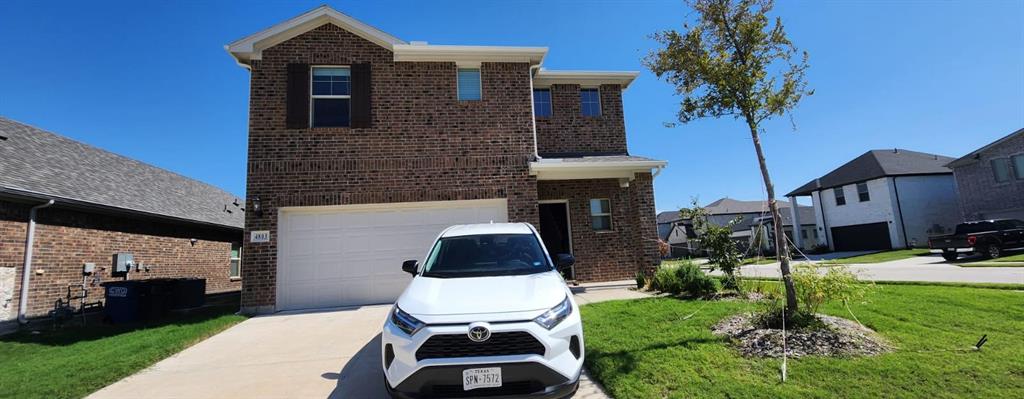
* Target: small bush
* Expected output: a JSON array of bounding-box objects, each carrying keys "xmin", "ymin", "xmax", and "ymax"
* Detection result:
[
  {"xmin": 792, "ymin": 263, "xmax": 874, "ymax": 315},
  {"xmin": 653, "ymin": 265, "xmax": 681, "ymax": 293},
  {"xmin": 635, "ymin": 271, "xmax": 647, "ymax": 290},
  {"xmin": 675, "ymin": 262, "xmax": 720, "ymax": 297}
]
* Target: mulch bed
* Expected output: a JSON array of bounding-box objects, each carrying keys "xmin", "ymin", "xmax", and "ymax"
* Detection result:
[{"xmin": 712, "ymin": 312, "xmax": 892, "ymax": 358}]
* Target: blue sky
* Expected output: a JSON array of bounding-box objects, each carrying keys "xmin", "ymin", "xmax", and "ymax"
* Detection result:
[{"xmin": 1, "ymin": 1, "xmax": 1021, "ymax": 211}]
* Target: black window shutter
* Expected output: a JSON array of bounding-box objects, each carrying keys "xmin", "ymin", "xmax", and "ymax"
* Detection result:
[
  {"xmin": 286, "ymin": 63, "xmax": 309, "ymax": 129},
  {"xmin": 351, "ymin": 63, "xmax": 372, "ymax": 128}
]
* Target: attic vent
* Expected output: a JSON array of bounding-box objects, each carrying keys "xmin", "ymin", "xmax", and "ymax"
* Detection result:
[{"xmin": 0, "ymin": 135, "xmax": 7, "ymax": 141}]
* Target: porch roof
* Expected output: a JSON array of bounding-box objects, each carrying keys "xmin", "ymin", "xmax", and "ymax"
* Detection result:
[{"xmin": 529, "ymin": 155, "xmax": 667, "ymax": 181}]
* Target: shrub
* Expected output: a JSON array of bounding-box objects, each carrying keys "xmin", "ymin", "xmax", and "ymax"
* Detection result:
[
  {"xmin": 674, "ymin": 262, "xmax": 720, "ymax": 297},
  {"xmin": 791, "ymin": 263, "xmax": 874, "ymax": 315},
  {"xmin": 635, "ymin": 270, "xmax": 647, "ymax": 290},
  {"xmin": 653, "ymin": 265, "xmax": 682, "ymax": 293}
]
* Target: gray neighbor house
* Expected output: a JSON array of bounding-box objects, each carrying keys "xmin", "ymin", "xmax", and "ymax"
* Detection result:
[{"xmin": 946, "ymin": 128, "xmax": 1024, "ymax": 222}]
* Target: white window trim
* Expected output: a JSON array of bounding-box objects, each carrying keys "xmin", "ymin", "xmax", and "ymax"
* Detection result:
[
  {"xmin": 310, "ymin": 65, "xmax": 352, "ymax": 127},
  {"xmin": 590, "ymin": 198, "xmax": 613, "ymax": 231},
  {"xmin": 230, "ymin": 244, "xmax": 242, "ymax": 279},
  {"xmin": 457, "ymin": 68, "xmax": 482, "ymax": 101},
  {"xmin": 580, "ymin": 88, "xmax": 601, "ymax": 117}
]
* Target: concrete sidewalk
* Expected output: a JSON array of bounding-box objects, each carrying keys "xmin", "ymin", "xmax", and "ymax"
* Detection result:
[
  {"xmin": 88, "ymin": 283, "xmax": 644, "ymax": 399},
  {"xmin": 724, "ymin": 253, "xmax": 1024, "ymax": 284}
]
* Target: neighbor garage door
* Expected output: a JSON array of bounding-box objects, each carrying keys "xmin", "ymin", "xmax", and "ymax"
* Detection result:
[
  {"xmin": 277, "ymin": 199, "xmax": 508, "ymax": 311},
  {"xmin": 831, "ymin": 222, "xmax": 892, "ymax": 251}
]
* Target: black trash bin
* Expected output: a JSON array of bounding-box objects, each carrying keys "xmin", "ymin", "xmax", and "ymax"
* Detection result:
[
  {"xmin": 169, "ymin": 278, "xmax": 206, "ymax": 310},
  {"xmin": 143, "ymin": 279, "xmax": 177, "ymax": 319},
  {"xmin": 102, "ymin": 280, "xmax": 147, "ymax": 324}
]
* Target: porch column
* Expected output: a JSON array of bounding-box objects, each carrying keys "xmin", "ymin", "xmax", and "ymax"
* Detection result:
[{"xmin": 788, "ymin": 195, "xmax": 803, "ymax": 250}]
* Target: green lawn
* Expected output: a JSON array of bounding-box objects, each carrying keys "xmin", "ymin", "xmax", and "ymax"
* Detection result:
[
  {"xmin": 0, "ymin": 306, "xmax": 245, "ymax": 399},
  {"xmin": 821, "ymin": 248, "xmax": 932, "ymax": 264},
  {"xmin": 582, "ymin": 284, "xmax": 1024, "ymax": 398},
  {"xmin": 956, "ymin": 250, "xmax": 1024, "ymax": 267}
]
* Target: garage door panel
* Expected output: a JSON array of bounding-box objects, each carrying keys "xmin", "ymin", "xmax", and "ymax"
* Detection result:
[
  {"xmin": 277, "ymin": 199, "xmax": 507, "ymax": 311},
  {"xmin": 832, "ymin": 222, "xmax": 892, "ymax": 251}
]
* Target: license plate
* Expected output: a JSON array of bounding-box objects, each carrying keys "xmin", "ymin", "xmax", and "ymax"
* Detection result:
[
  {"xmin": 947, "ymin": 248, "xmax": 955, "ymax": 251},
  {"xmin": 462, "ymin": 367, "xmax": 501, "ymax": 390}
]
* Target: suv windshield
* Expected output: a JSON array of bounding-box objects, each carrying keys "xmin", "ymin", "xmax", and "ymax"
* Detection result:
[{"xmin": 421, "ymin": 234, "xmax": 553, "ymax": 278}]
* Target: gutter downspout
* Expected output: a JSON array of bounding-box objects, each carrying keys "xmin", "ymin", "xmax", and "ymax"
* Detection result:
[
  {"xmin": 892, "ymin": 177, "xmax": 910, "ymax": 248},
  {"xmin": 528, "ymin": 65, "xmax": 542, "ymax": 161},
  {"xmin": 18, "ymin": 199, "xmax": 54, "ymax": 324}
]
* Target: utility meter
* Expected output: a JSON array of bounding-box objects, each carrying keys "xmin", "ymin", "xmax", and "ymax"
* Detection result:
[{"xmin": 111, "ymin": 253, "xmax": 134, "ymax": 278}]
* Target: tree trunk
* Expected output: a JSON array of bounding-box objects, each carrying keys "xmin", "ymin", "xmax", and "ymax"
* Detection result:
[{"xmin": 747, "ymin": 123, "xmax": 799, "ymax": 313}]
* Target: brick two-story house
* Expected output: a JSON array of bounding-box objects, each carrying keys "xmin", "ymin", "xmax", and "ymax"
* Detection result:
[
  {"xmin": 946, "ymin": 128, "xmax": 1024, "ymax": 221},
  {"xmin": 227, "ymin": 6, "xmax": 666, "ymax": 313}
]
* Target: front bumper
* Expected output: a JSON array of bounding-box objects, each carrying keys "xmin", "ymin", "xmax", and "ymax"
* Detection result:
[
  {"xmin": 382, "ymin": 309, "xmax": 584, "ymax": 398},
  {"xmin": 385, "ymin": 362, "xmax": 579, "ymax": 398},
  {"xmin": 929, "ymin": 247, "xmax": 974, "ymax": 253}
]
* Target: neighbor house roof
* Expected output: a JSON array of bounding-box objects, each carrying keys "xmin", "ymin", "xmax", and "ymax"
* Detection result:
[
  {"xmin": 786, "ymin": 149, "xmax": 954, "ymax": 197},
  {"xmin": 945, "ymin": 128, "xmax": 1024, "ymax": 168},
  {"xmin": 657, "ymin": 211, "xmax": 684, "ymax": 224},
  {"xmin": 0, "ymin": 117, "xmax": 244, "ymax": 230},
  {"xmin": 703, "ymin": 197, "xmax": 793, "ymax": 215}
]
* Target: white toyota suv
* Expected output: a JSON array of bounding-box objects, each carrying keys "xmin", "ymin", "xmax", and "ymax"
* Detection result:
[{"xmin": 382, "ymin": 223, "xmax": 583, "ymax": 398}]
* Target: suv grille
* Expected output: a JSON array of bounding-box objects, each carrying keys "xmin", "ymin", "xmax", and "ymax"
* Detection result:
[{"xmin": 415, "ymin": 331, "xmax": 545, "ymax": 361}]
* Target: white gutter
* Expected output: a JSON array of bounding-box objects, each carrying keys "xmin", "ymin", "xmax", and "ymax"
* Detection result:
[
  {"xmin": 18, "ymin": 199, "xmax": 54, "ymax": 324},
  {"xmin": 529, "ymin": 64, "xmax": 542, "ymax": 161}
]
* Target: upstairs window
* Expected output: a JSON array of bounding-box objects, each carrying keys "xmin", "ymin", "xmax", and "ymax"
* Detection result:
[
  {"xmin": 580, "ymin": 89, "xmax": 601, "ymax": 117},
  {"xmin": 230, "ymin": 243, "xmax": 241, "ymax": 279},
  {"xmin": 1013, "ymin": 154, "xmax": 1024, "ymax": 180},
  {"xmin": 311, "ymin": 67, "xmax": 351, "ymax": 127},
  {"xmin": 590, "ymin": 199, "xmax": 612, "ymax": 231},
  {"xmin": 857, "ymin": 182, "xmax": 870, "ymax": 202},
  {"xmin": 834, "ymin": 187, "xmax": 846, "ymax": 206},
  {"xmin": 992, "ymin": 158, "xmax": 1011, "ymax": 183},
  {"xmin": 533, "ymin": 89, "xmax": 552, "ymax": 118},
  {"xmin": 457, "ymin": 68, "xmax": 482, "ymax": 101}
]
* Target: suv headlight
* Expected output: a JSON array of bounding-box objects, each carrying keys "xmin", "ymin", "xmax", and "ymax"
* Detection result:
[
  {"xmin": 390, "ymin": 306, "xmax": 425, "ymax": 336},
  {"xmin": 534, "ymin": 296, "xmax": 572, "ymax": 330}
]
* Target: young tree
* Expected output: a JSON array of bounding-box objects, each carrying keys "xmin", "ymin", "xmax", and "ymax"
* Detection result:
[
  {"xmin": 645, "ymin": 0, "xmax": 812, "ymax": 313},
  {"xmin": 681, "ymin": 199, "xmax": 742, "ymax": 289}
]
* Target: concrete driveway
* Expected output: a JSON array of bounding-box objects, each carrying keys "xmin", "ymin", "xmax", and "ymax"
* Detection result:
[{"xmin": 89, "ymin": 283, "xmax": 638, "ymax": 399}]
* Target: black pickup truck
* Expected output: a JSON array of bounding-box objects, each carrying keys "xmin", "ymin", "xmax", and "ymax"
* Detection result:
[{"xmin": 929, "ymin": 219, "xmax": 1024, "ymax": 261}]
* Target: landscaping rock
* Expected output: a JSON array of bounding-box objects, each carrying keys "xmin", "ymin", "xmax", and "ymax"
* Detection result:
[{"xmin": 712, "ymin": 313, "xmax": 892, "ymax": 358}]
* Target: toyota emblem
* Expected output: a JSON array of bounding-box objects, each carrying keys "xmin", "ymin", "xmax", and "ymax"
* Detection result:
[{"xmin": 467, "ymin": 322, "xmax": 491, "ymax": 342}]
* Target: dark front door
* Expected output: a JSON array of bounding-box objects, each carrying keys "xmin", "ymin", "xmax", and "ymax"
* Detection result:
[
  {"xmin": 831, "ymin": 222, "xmax": 892, "ymax": 251},
  {"xmin": 538, "ymin": 202, "xmax": 572, "ymax": 278}
]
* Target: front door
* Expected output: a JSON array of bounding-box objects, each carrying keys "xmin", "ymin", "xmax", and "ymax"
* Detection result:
[{"xmin": 538, "ymin": 202, "xmax": 573, "ymax": 279}]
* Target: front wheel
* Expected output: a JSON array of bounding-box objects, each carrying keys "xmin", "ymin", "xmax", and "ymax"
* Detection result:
[
  {"xmin": 941, "ymin": 251, "xmax": 958, "ymax": 261},
  {"xmin": 985, "ymin": 245, "xmax": 1002, "ymax": 259}
]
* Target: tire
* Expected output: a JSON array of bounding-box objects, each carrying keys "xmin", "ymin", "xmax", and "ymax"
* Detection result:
[
  {"xmin": 941, "ymin": 251, "xmax": 958, "ymax": 261},
  {"xmin": 985, "ymin": 245, "xmax": 1002, "ymax": 259}
]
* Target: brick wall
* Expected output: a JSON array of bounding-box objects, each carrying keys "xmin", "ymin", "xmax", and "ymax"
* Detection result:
[
  {"xmin": 0, "ymin": 200, "xmax": 240, "ymax": 320},
  {"xmin": 243, "ymin": 24, "xmax": 539, "ymax": 312},
  {"xmin": 537, "ymin": 173, "xmax": 660, "ymax": 281},
  {"xmin": 536, "ymin": 84, "xmax": 628, "ymax": 156},
  {"xmin": 952, "ymin": 133, "xmax": 1024, "ymax": 220}
]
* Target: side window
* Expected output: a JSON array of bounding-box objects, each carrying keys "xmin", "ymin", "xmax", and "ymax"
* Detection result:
[
  {"xmin": 833, "ymin": 187, "xmax": 846, "ymax": 206},
  {"xmin": 457, "ymin": 68, "xmax": 482, "ymax": 101},
  {"xmin": 857, "ymin": 182, "xmax": 870, "ymax": 202},
  {"xmin": 533, "ymin": 89, "xmax": 552, "ymax": 118},
  {"xmin": 1012, "ymin": 154, "xmax": 1024, "ymax": 180},
  {"xmin": 991, "ymin": 158, "xmax": 1011, "ymax": 183},
  {"xmin": 590, "ymin": 199, "xmax": 612, "ymax": 231},
  {"xmin": 311, "ymin": 67, "xmax": 351, "ymax": 127},
  {"xmin": 230, "ymin": 243, "xmax": 241, "ymax": 279},
  {"xmin": 580, "ymin": 89, "xmax": 601, "ymax": 117}
]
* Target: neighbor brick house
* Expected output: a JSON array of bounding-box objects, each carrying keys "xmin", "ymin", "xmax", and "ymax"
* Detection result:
[
  {"xmin": 226, "ymin": 6, "xmax": 666, "ymax": 313},
  {"xmin": 946, "ymin": 128, "xmax": 1024, "ymax": 221},
  {"xmin": 0, "ymin": 118, "xmax": 243, "ymax": 326}
]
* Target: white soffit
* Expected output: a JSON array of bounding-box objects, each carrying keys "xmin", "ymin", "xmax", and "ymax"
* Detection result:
[
  {"xmin": 529, "ymin": 159, "xmax": 667, "ymax": 181},
  {"xmin": 226, "ymin": 5, "xmax": 406, "ymax": 64},
  {"xmin": 533, "ymin": 70, "xmax": 641, "ymax": 89}
]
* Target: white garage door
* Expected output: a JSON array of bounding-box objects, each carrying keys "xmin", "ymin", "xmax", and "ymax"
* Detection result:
[{"xmin": 277, "ymin": 199, "xmax": 508, "ymax": 311}]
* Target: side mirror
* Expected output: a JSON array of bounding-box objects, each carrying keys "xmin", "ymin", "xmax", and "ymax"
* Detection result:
[
  {"xmin": 555, "ymin": 254, "xmax": 575, "ymax": 271},
  {"xmin": 402, "ymin": 260, "xmax": 418, "ymax": 276}
]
